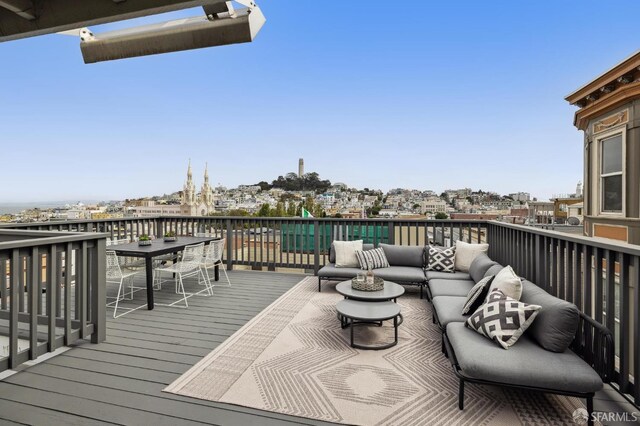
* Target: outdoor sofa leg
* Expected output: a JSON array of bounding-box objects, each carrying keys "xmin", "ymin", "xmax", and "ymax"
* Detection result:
[
  {"xmin": 587, "ymin": 396, "xmax": 594, "ymax": 426},
  {"xmin": 318, "ymin": 277, "xmax": 321, "ymax": 292},
  {"xmin": 458, "ymin": 378, "xmax": 465, "ymax": 410}
]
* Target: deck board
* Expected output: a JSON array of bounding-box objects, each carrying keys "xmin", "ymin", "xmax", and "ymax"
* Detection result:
[{"xmin": 0, "ymin": 271, "xmax": 331, "ymax": 426}]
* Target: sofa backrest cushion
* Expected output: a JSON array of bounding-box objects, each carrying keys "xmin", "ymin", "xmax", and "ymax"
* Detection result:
[
  {"xmin": 329, "ymin": 242, "xmax": 374, "ymax": 264},
  {"xmin": 520, "ymin": 279, "xmax": 580, "ymax": 353},
  {"xmin": 468, "ymin": 253, "xmax": 498, "ymax": 283},
  {"xmin": 484, "ymin": 264, "xmax": 504, "ymax": 279},
  {"xmin": 379, "ymin": 243, "xmax": 425, "ymax": 268}
]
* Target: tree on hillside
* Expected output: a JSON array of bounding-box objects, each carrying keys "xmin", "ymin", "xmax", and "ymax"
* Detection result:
[{"xmin": 435, "ymin": 212, "xmax": 448, "ymax": 219}]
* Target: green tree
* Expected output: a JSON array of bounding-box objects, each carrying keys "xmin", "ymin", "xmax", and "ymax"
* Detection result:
[
  {"xmin": 256, "ymin": 204, "xmax": 271, "ymax": 217},
  {"xmin": 435, "ymin": 212, "xmax": 448, "ymax": 219}
]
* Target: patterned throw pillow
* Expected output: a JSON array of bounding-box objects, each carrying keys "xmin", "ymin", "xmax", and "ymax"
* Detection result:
[
  {"xmin": 461, "ymin": 275, "xmax": 495, "ymax": 315},
  {"xmin": 426, "ymin": 246, "xmax": 456, "ymax": 272},
  {"xmin": 355, "ymin": 248, "xmax": 390, "ymax": 270},
  {"xmin": 466, "ymin": 289, "xmax": 541, "ymax": 349}
]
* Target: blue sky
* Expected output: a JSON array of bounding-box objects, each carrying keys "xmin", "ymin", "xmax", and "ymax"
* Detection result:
[{"xmin": 1, "ymin": 1, "xmax": 638, "ymax": 202}]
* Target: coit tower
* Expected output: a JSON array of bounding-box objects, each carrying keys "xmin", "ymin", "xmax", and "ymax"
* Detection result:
[{"xmin": 298, "ymin": 158, "xmax": 304, "ymax": 177}]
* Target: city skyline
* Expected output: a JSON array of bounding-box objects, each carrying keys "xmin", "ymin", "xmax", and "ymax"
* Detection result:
[{"xmin": 2, "ymin": 1, "xmax": 640, "ymax": 202}]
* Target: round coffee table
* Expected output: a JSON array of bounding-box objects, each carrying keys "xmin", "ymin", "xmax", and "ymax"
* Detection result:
[
  {"xmin": 336, "ymin": 299, "xmax": 402, "ymax": 350},
  {"xmin": 335, "ymin": 280, "xmax": 405, "ymax": 302}
]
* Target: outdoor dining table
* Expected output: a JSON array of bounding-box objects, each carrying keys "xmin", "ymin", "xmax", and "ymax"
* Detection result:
[{"xmin": 110, "ymin": 236, "xmax": 221, "ymax": 310}]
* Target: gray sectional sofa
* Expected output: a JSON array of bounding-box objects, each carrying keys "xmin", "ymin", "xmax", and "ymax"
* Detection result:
[
  {"xmin": 317, "ymin": 242, "xmax": 614, "ymax": 424},
  {"xmin": 428, "ymin": 253, "xmax": 614, "ymax": 425},
  {"xmin": 317, "ymin": 243, "xmax": 427, "ymax": 297}
]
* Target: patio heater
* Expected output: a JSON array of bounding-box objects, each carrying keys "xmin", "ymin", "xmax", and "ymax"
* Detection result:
[{"xmin": 61, "ymin": 0, "xmax": 265, "ymax": 64}]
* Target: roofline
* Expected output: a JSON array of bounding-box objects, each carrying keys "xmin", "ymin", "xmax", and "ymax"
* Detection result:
[{"xmin": 565, "ymin": 50, "xmax": 640, "ymax": 102}]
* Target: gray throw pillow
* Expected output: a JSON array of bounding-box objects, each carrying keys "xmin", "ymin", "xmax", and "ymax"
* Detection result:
[
  {"xmin": 461, "ymin": 275, "xmax": 495, "ymax": 315},
  {"xmin": 355, "ymin": 247, "xmax": 390, "ymax": 270}
]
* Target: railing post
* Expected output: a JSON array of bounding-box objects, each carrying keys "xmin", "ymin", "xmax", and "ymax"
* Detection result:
[
  {"xmin": 90, "ymin": 238, "xmax": 106, "ymax": 344},
  {"xmin": 226, "ymin": 218, "xmax": 233, "ymax": 271},
  {"xmin": 535, "ymin": 233, "xmax": 545, "ymax": 290},
  {"xmin": 313, "ymin": 219, "xmax": 320, "ymax": 275},
  {"xmin": 387, "ymin": 220, "xmax": 395, "ymax": 244}
]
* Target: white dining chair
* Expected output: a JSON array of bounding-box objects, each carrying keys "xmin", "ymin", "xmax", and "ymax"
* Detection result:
[
  {"xmin": 106, "ymin": 250, "xmax": 145, "ymax": 318},
  {"xmin": 154, "ymin": 242, "xmax": 207, "ymax": 307},
  {"xmin": 200, "ymin": 239, "xmax": 230, "ymax": 288}
]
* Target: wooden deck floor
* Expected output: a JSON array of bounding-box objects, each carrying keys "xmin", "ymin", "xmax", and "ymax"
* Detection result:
[
  {"xmin": 0, "ymin": 270, "xmax": 636, "ymax": 425},
  {"xmin": 0, "ymin": 270, "xmax": 333, "ymax": 426}
]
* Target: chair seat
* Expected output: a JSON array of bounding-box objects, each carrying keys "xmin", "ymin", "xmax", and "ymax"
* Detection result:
[
  {"xmin": 428, "ymin": 279, "xmax": 475, "ymax": 298},
  {"xmin": 432, "ymin": 296, "xmax": 469, "ymax": 328}
]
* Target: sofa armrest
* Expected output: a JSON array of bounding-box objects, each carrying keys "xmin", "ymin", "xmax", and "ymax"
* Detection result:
[{"xmin": 570, "ymin": 312, "xmax": 615, "ymax": 383}]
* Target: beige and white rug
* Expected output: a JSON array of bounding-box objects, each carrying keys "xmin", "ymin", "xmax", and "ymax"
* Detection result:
[{"xmin": 165, "ymin": 276, "xmax": 587, "ymax": 425}]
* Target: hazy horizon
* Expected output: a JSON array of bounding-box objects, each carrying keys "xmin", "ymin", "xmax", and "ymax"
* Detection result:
[{"xmin": 2, "ymin": 1, "xmax": 638, "ymax": 202}]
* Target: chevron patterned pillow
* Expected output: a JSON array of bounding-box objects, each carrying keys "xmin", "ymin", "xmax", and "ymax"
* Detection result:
[
  {"xmin": 466, "ymin": 289, "xmax": 541, "ymax": 349},
  {"xmin": 426, "ymin": 245, "xmax": 456, "ymax": 272},
  {"xmin": 355, "ymin": 247, "xmax": 390, "ymax": 270}
]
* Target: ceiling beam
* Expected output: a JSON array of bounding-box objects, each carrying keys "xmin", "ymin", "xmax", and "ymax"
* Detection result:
[
  {"xmin": 0, "ymin": 0, "xmax": 225, "ymax": 42},
  {"xmin": 0, "ymin": 0, "xmax": 35, "ymax": 20}
]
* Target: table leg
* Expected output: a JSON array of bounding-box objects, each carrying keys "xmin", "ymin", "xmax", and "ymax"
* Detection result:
[
  {"xmin": 145, "ymin": 258, "xmax": 154, "ymax": 310},
  {"xmin": 214, "ymin": 264, "xmax": 220, "ymax": 281},
  {"xmin": 394, "ymin": 315, "xmax": 398, "ymax": 344},
  {"xmin": 350, "ymin": 319, "xmax": 354, "ymax": 347}
]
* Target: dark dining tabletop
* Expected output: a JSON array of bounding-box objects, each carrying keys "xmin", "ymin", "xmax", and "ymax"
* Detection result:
[{"xmin": 110, "ymin": 236, "xmax": 220, "ymax": 310}]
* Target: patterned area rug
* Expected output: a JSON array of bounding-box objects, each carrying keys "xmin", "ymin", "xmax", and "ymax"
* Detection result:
[{"xmin": 164, "ymin": 277, "xmax": 587, "ymax": 425}]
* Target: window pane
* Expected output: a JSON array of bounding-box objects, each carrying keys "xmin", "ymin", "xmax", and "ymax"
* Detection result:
[
  {"xmin": 602, "ymin": 175, "xmax": 622, "ymax": 212},
  {"xmin": 601, "ymin": 134, "xmax": 622, "ymax": 174}
]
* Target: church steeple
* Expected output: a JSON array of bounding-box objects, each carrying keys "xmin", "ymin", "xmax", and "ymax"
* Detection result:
[
  {"xmin": 201, "ymin": 162, "xmax": 214, "ymax": 209},
  {"xmin": 182, "ymin": 160, "xmax": 196, "ymax": 206}
]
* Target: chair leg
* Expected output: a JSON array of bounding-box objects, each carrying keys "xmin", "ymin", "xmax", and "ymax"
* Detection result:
[
  {"xmin": 318, "ymin": 277, "xmax": 321, "ymax": 292},
  {"xmin": 178, "ymin": 275, "xmax": 188, "ymax": 307},
  {"xmin": 113, "ymin": 278, "xmax": 124, "ymax": 319},
  {"xmin": 586, "ymin": 396, "xmax": 594, "ymax": 426},
  {"xmin": 201, "ymin": 267, "xmax": 213, "ymax": 295},
  {"xmin": 221, "ymin": 266, "xmax": 231, "ymax": 286},
  {"xmin": 458, "ymin": 378, "xmax": 464, "ymax": 410}
]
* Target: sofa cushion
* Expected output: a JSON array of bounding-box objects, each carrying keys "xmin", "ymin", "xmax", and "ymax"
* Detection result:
[
  {"xmin": 355, "ymin": 247, "xmax": 389, "ymax": 270},
  {"xmin": 446, "ymin": 322, "xmax": 603, "ymax": 393},
  {"xmin": 487, "ymin": 265, "xmax": 522, "ymax": 300},
  {"xmin": 466, "ymin": 289, "xmax": 541, "ymax": 349},
  {"xmin": 432, "ymin": 296, "xmax": 468, "ymax": 328},
  {"xmin": 428, "ymin": 278, "xmax": 475, "ymax": 298},
  {"xmin": 426, "ymin": 246, "xmax": 456, "ymax": 272},
  {"xmin": 334, "ymin": 240, "xmax": 363, "ymax": 268},
  {"xmin": 318, "ymin": 264, "xmax": 364, "ymax": 279},
  {"xmin": 372, "ymin": 266, "xmax": 427, "ymax": 283},
  {"xmin": 468, "ymin": 253, "xmax": 498, "ymax": 283},
  {"xmin": 329, "ymin": 242, "xmax": 373, "ymax": 263},
  {"xmin": 454, "ymin": 241, "xmax": 489, "ymax": 273},
  {"xmin": 379, "ymin": 243, "xmax": 425, "ymax": 268},
  {"xmin": 520, "ymin": 280, "xmax": 580, "ymax": 353},
  {"xmin": 484, "ymin": 264, "xmax": 504, "ymax": 279},
  {"xmin": 461, "ymin": 275, "xmax": 495, "ymax": 315},
  {"xmin": 426, "ymin": 270, "xmax": 471, "ymax": 281}
]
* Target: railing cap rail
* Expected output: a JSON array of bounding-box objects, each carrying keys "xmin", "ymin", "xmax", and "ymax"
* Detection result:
[
  {"xmin": 488, "ymin": 220, "xmax": 640, "ymax": 256},
  {"xmin": 0, "ymin": 229, "xmax": 109, "ymax": 250}
]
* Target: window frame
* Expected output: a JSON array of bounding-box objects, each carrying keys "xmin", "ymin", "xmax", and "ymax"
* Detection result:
[{"xmin": 596, "ymin": 126, "xmax": 626, "ymax": 216}]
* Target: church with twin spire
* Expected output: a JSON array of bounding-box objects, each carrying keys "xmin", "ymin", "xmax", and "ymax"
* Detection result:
[{"xmin": 181, "ymin": 160, "xmax": 216, "ymax": 216}]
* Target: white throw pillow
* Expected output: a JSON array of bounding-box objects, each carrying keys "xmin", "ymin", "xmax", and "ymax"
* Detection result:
[
  {"xmin": 487, "ymin": 265, "xmax": 522, "ymax": 300},
  {"xmin": 454, "ymin": 241, "xmax": 489, "ymax": 272},
  {"xmin": 333, "ymin": 240, "xmax": 363, "ymax": 268}
]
